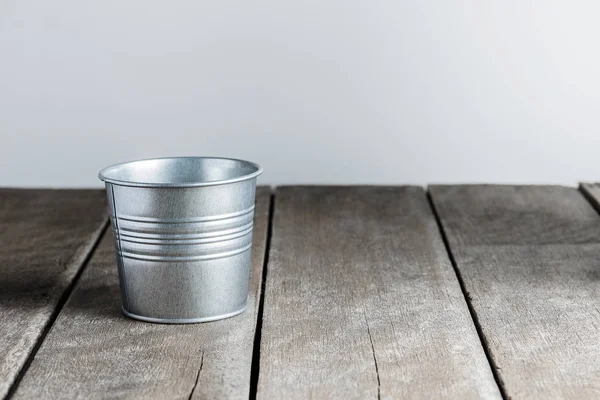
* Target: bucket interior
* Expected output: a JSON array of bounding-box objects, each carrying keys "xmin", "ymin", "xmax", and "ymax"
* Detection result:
[{"xmin": 99, "ymin": 157, "xmax": 261, "ymax": 187}]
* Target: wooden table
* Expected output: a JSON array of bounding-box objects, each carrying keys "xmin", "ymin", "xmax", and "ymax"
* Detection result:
[{"xmin": 1, "ymin": 185, "xmax": 600, "ymax": 399}]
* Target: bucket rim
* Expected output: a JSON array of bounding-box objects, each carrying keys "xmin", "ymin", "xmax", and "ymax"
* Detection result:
[{"xmin": 98, "ymin": 156, "xmax": 263, "ymax": 188}]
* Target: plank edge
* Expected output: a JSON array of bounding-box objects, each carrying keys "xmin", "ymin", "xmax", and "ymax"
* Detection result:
[
  {"xmin": 5, "ymin": 216, "xmax": 110, "ymax": 400},
  {"xmin": 249, "ymin": 188, "xmax": 275, "ymax": 400},
  {"xmin": 426, "ymin": 189, "xmax": 508, "ymax": 399}
]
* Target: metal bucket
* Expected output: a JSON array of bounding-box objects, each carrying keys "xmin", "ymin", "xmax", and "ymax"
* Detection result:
[{"xmin": 98, "ymin": 157, "xmax": 263, "ymax": 323}]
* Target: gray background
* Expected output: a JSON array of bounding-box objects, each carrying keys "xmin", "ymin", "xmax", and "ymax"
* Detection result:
[{"xmin": 1, "ymin": 1, "xmax": 598, "ymax": 187}]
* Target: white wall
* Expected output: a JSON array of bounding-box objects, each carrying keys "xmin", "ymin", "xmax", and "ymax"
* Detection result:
[{"xmin": 1, "ymin": 1, "xmax": 599, "ymax": 187}]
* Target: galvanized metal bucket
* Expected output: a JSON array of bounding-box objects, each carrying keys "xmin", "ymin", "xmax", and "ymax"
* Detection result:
[{"xmin": 98, "ymin": 157, "xmax": 263, "ymax": 323}]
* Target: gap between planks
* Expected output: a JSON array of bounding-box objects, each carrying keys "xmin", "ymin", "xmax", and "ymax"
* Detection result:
[
  {"xmin": 426, "ymin": 190, "xmax": 508, "ymax": 400},
  {"xmin": 249, "ymin": 191, "xmax": 275, "ymax": 400},
  {"xmin": 430, "ymin": 184, "xmax": 600, "ymax": 398},
  {"xmin": 579, "ymin": 183, "xmax": 600, "ymax": 215},
  {"xmin": 5, "ymin": 217, "xmax": 110, "ymax": 400}
]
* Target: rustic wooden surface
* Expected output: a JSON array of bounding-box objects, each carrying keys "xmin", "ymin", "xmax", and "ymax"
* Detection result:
[
  {"xmin": 0, "ymin": 189, "xmax": 107, "ymax": 399},
  {"xmin": 430, "ymin": 185, "xmax": 600, "ymax": 399},
  {"xmin": 4, "ymin": 184, "xmax": 600, "ymax": 399},
  {"xmin": 11, "ymin": 187, "xmax": 271, "ymax": 400},
  {"xmin": 256, "ymin": 186, "xmax": 501, "ymax": 399}
]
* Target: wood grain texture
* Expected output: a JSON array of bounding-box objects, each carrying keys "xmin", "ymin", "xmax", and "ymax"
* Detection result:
[
  {"xmin": 430, "ymin": 185, "xmax": 600, "ymax": 399},
  {"xmin": 12, "ymin": 187, "xmax": 271, "ymax": 400},
  {"xmin": 0, "ymin": 189, "xmax": 108, "ymax": 399},
  {"xmin": 257, "ymin": 186, "xmax": 501, "ymax": 399}
]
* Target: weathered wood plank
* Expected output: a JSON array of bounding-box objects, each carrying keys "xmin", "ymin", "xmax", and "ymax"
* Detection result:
[
  {"xmin": 257, "ymin": 186, "xmax": 501, "ymax": 399},
  {"xmin": 0, "ymin": 189, "xmax": 108, "ymax": 399},
  {"xmin": 430, "ymin": 185, "xmax": 600, "ymax": 399},
  {"xmin": 12, "ymin": 187, "xmax": 271, "ymax": 400}
]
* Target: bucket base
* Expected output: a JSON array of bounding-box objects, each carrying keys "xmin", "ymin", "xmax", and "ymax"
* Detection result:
[{"xmin": 122, "ymin": 305, "xmax": 247, "ymax": 324}]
